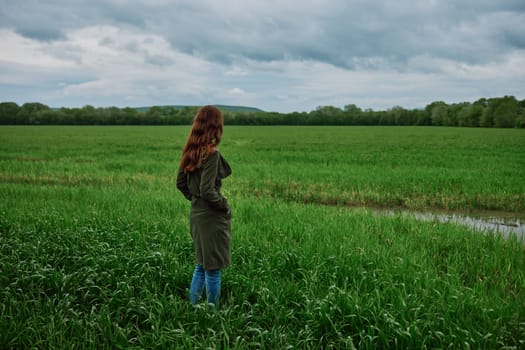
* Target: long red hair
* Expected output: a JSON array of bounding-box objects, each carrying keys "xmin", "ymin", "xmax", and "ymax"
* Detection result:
[{"xmin": 179, "ymin": 105, "xmax": 223, "ymax": 173}]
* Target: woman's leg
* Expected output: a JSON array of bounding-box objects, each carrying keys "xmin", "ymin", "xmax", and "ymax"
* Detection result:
[
  {"xmin": 189, "ymin": 264, "xmax": 205, "ymax": 305},
  {"xmin": 204, "ymin": 269, "xmax": 221, "ymax": 309}
]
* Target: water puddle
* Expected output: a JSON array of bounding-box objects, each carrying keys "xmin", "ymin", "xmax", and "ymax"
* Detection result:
[{"xmin": 371, "ymin": 208, "xmax": 525, "ymax": 243}]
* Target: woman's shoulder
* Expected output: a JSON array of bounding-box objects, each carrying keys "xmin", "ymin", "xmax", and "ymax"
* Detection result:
[{"xmin": 201, "ymin": 148, "xmax": 219, "ymax": 166}]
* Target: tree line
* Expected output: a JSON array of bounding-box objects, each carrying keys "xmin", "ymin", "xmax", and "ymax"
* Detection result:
[{"xmin": 0, "ymin": 96, "xmax": 524, "ymax": 128}]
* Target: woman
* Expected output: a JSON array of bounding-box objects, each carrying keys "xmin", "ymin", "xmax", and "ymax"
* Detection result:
[{"xmin": 176, "ymin": 105, "xmax": 232, "ymax": 310}]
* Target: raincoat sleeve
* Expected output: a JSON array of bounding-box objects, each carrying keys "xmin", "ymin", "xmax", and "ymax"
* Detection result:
[
  {"xmin": 176, "ymin": 167, "xmax": 192, "ymax": 201},
  {"xmin": 200, "ymin": 152, "xmax": 230, "ymax": 212}
]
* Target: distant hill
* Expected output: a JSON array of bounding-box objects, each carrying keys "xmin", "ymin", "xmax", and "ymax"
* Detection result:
[{"xmin": 134, "ymin": 104, "xmax": 264, "ymax": 113}]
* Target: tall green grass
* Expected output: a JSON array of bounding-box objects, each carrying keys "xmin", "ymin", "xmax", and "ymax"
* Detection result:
[
  {"xmin": 1, "ymin": 126, "xmax": 524, "ymax": 212},
  {"xmin": 224, "ymin": 126, "xmax": 525, "ymax": 212},
  {"xmin": 1, "ymin": 126, "xmax": 524, "ymax": 348}
]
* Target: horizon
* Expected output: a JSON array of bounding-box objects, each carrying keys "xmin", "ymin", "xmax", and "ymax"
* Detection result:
[{"xmin": 5, "ymin": 94, "xmax": 523, "ymax": 114}]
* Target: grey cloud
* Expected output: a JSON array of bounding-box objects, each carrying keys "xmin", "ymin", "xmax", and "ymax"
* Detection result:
[
  {"xmin": 0, "ymin": 59, "xmax": 94, "ymax": 86},
  {"xmin": 2, "ymin": 0, "xmax": 523, "ymax": 70},
  {"xmin": 497, "ymin": 13, "xmax": 525, "ymax": 48},
  {"xmin": 153, "ymin": 1, "xmax": 525, "ymax": 71},
  {"xmin": 317, "ymin": 2, "xmax": 525, "ymax": 68},
  {"xmin": 99, "ymin": 37, "xmax": 114, "ymax": 46},
  {"xmin": 43, "ymin": 46, "xmax": 84, "ymax": 65},
  {"xmin": 15, "ymin": 26, "xmax": 65, "ymax": 41},
  {"xmin": 0, "ymin": 0, "xmax": 146, "ymax": 41},
  {"xmin": 0, "ymin": 0, "xmax": 67, "ymax": 40},
  {"xmin": 144, "ymin": 54, "xmax": 172, "ymax": 66}
]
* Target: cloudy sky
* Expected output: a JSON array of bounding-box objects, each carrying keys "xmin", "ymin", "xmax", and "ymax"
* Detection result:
[{"xmin": 1, "ymin": 0, "xmax": 524, "ymax": 112}]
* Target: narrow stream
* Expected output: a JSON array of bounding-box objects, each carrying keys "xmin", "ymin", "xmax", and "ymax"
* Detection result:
[{"xmin": 371, "ymin": 208, "xmax": 525, "ymax": 242}]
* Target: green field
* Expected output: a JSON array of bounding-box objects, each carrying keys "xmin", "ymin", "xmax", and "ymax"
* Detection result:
[{"xmin": 1, "ymin": 126, "xmax": 524, "ymax": 348}]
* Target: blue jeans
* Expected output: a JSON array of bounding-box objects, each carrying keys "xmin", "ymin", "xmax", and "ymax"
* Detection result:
[{"xmin": 189, "ymin": 264, "xmax": 221, "ymax": 309}]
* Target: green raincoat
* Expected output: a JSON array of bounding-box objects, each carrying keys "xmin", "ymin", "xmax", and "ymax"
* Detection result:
[{"xmin": 177, "ymin": 150, "xmax": 232, "ymax": 270}]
